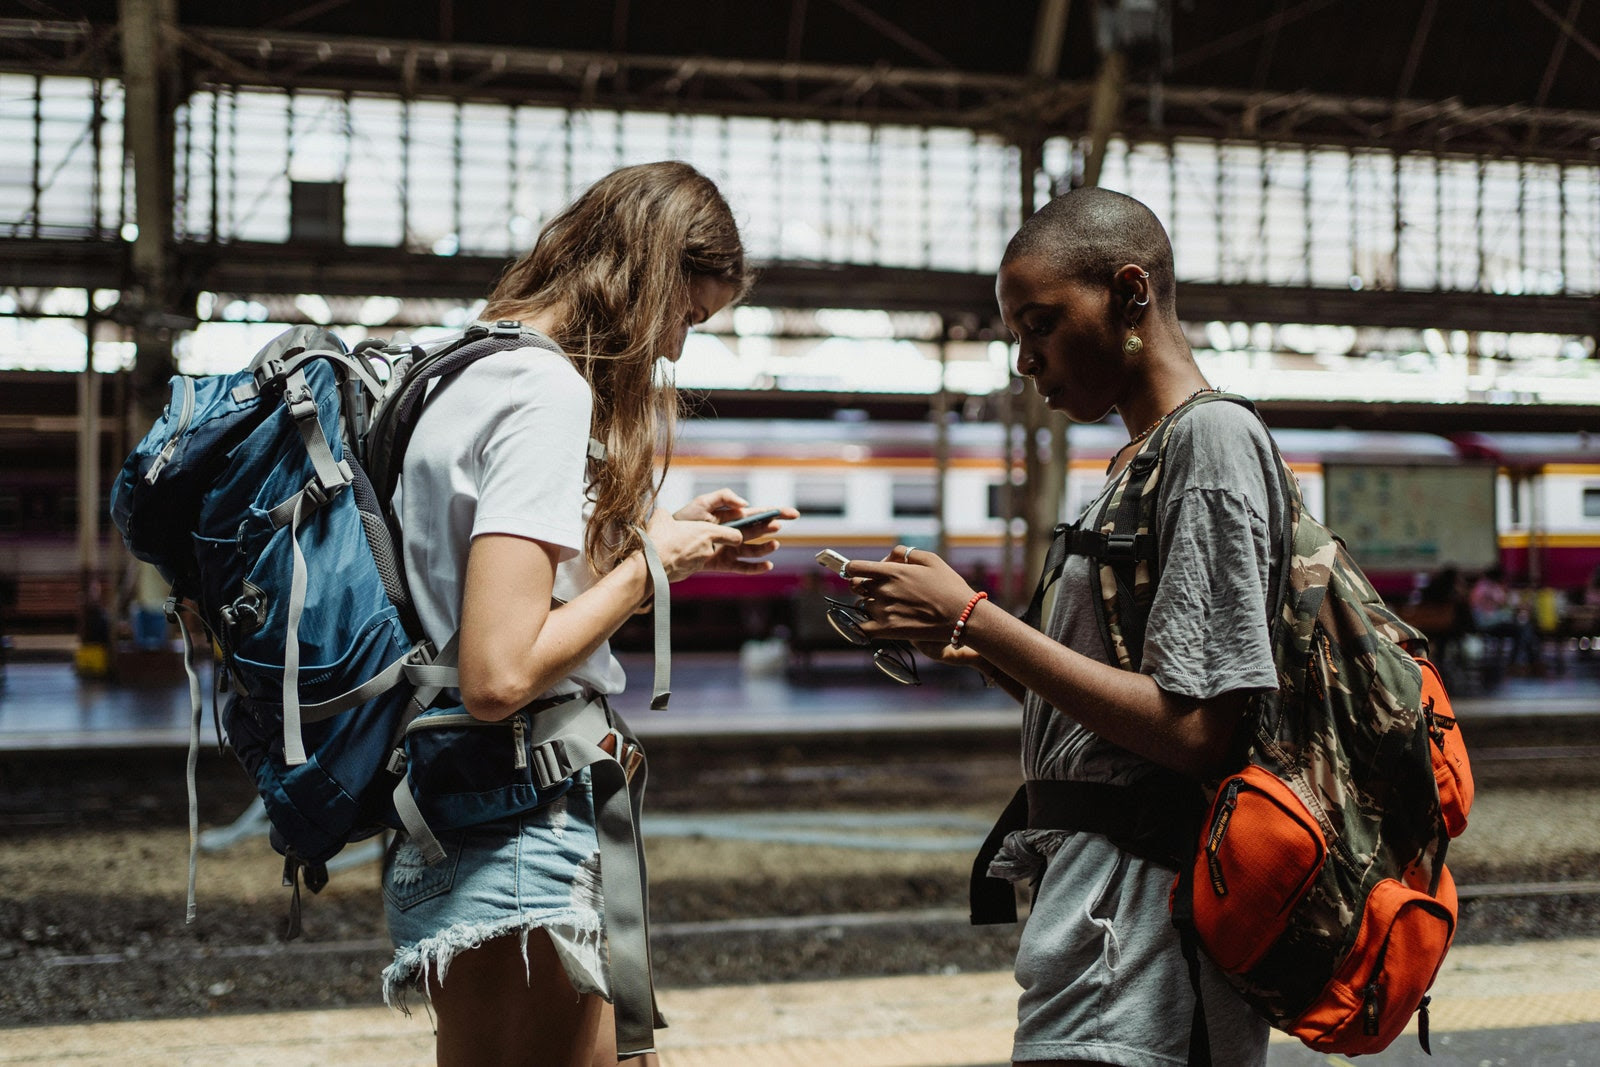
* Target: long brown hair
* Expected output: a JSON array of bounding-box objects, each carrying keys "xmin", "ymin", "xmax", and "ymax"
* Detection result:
[{"xmin": 482, "ymin": 162, "xmax": 750, "ymax": 572}]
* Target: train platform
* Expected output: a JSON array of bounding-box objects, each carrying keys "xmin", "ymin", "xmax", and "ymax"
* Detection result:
[
  {"xmin": 3, "ymin": 937, "xmax": 1598, "ymax": 1066},
  {"xmin": 3, "ymin": 648, "xmax": 1598, "ymax": 752}
]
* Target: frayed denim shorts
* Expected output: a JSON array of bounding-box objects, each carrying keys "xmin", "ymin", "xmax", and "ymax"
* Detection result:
[{"xmin": 381, "ymin": 768, "xmax": 608, "ymax": 1008}]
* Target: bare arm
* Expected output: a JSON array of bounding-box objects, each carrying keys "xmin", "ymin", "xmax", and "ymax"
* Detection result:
[
  {"xmin": 458, "ymin": 491, "xmax": 799, "ymax": 721},
  {"xmin": 957, "ymin": 598, "xmax": 1247, "ymax": 776},
  {"xmin": 457, "ymin": 534, "xmax": 650, "ymax": 720},
  {"xmin": 850, "ymin": 552, "xmax": 1245, "ymax": 778},
  {"xmin": 458, "ymin": 511, "xmax": 748, "ymax": 721}
]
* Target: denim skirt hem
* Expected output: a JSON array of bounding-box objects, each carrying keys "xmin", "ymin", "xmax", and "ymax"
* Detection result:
[
  {"xmin": 380, "ymin": 771, "xmax": 610, "ymax": 1009},
  {"xmin": 382, "ymin": 909, "xmax": 608, "ymax": 1011}
]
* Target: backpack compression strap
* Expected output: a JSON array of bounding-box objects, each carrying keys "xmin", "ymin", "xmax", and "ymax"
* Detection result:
[{"xmin": 271, "ymin": 367, "xmax": 356, "ymax": 766}]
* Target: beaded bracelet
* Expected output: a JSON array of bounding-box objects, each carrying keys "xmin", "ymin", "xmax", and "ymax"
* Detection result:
[{"xmin": 949, "ymin": 591, "xmax": 989, "ymax": 648}]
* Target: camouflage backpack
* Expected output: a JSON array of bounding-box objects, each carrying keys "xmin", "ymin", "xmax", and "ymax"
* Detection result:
[{"xmin": 1036, "ymin": 392, "xmax": 1471, "ymax": 1062}]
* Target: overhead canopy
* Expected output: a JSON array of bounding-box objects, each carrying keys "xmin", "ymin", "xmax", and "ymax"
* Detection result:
[{"xmin": 9, "ymin": 2, "xmax": 1600, "ymax": 159}]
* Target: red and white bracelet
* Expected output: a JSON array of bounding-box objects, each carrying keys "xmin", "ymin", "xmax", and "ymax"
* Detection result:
[{"xmin": 949, "ymin": 591, "xmax": 988, "ymax": 648}]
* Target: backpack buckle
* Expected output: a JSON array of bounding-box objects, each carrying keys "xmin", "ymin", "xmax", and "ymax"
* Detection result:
[
  {"xmin": 530, "ymin": 739, "xmax": 570, "ymax": 790},
  {"xmin": 489, "ymin": 320, "xmax": 523, "ymax": 337},
  {"xmin": 254, "ymin": 357, "xmax": 289, "ymax": 389},
  {"xmin": 283, "ymin": 383, "xmax": 317, "ymax": 420},
  {"xmin": 1104, "ymin": 533, "xmax": 1140, "ymax": 561}
]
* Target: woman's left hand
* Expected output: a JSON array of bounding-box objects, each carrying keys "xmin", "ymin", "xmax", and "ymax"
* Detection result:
[
  {"xmin": 844, "ymin": 547, "xmax": 980, "ymax": 644},
  {"xmin": 671, "ymin": 488, "xmax": 800, "ymax": 573}
]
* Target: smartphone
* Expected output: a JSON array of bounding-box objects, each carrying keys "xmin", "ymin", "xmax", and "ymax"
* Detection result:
[
  {"xmin": 723, "ymin": 507, "xmax": 784, "ymax": 531},
  {"xmin": 815, "ymin": 548, "xmax": 851, "ymax": 576}
]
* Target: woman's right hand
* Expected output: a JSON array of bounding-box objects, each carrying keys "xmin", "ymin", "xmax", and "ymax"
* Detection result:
[{"xmin": 645, "ymin": 508, "xmax": 746, "ymax": 582}]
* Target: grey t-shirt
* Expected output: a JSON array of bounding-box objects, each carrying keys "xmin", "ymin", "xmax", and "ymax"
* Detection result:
[{"xmin": 1021, "ymin": 399, "xmax": 1286, "ymax": 785}]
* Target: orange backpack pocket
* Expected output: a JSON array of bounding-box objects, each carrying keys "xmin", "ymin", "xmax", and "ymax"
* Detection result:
[
  {"xmin": 1417, "ymin": 657, "xmax": 1473, "ymax": 836},
  {"xmin": 1188, "ymin": 766, "xmax": 1327, "ymax": 973},
  {"xmin": 1290, "ymin": 867, "xmax": 1458, "ymax": 1054}
]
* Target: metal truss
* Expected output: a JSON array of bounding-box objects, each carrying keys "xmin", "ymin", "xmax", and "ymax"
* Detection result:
[{"xmin": 4, "ymin": 19, "xmax": 1600, "ymax": 162}]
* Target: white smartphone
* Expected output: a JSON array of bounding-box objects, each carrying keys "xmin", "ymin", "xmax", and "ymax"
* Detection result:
[{"xmin": 814, "ymin": 548, "xmax": 850, "ymax": 576}]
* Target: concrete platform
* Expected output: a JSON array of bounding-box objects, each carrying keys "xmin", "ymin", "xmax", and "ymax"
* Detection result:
[{"xmin": 3, "ymin": 938, "xmax": 1597, "ymax": 1066}]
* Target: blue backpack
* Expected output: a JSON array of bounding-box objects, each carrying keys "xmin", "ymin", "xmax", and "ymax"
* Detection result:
[
  {"xmin": 112, "ymin": 321, "xmax": 670, "ymax": 1053},
  {"xmin": 111, "ymin": 321, "xmax": 663, "ymax": 888}
]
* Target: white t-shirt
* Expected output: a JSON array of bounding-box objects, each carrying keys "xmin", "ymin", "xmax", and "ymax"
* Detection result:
[{"xmin": 396, "ymin": 345, "xmax": 627, "ymax": 697}]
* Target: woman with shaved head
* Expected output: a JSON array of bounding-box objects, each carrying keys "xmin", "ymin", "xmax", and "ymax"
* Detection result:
[{"xmin": 843, "ymin": 187, "xmax": 1278, "ymax": 1066}]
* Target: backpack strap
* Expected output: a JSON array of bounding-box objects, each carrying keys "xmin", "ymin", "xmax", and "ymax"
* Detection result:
[
  {"xmin": 166, "ymin": 596, "xmax": 207, "ymax": 925},
  {"xmin": 390, "ymin": 679, "xmax": 667, "ymax": 1055},
  {"xmin": 363, "ymin": 323, "xmax": 566, "ymax": 509},
  {"xmin": 273, "ymin": 366, "xmax": 358, "ymax": 768},
  {"xmin": 1018, "ymin": 524, "xmax": 1156, "ymax": 632},
  {"xmin": 1063, "ymin": 390, "xmax": 1270, "ymax": 673},
  {"xmin": 638, "ymin": 524, "xmax": 672, "ymax": 710},
  {"xmin": 968, "ymin": 773, "xmax": 1203, "ymax": 925}
]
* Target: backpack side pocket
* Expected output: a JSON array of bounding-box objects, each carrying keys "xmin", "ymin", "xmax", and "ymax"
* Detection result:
[
  {"xmin": 1188, "ymin": 765, "xmax": 1328, "ymax": 973},
  {"xmin": 1289, "ymin": 868, "xmax": 1457, "ymax": 1054}
]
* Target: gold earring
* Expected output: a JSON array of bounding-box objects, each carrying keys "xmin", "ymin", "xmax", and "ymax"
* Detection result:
[{"xmin": 1123, "ymin": 333, "xmax": 1143, "ymax": 355}]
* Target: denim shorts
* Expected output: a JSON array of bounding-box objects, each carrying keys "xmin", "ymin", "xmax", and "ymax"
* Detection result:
[{"xmin": 381, "ymin": 768, "xmax": 608, "ymax": 1007}]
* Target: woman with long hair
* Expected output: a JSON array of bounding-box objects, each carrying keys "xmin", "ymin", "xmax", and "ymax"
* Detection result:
[{"xmin": 381, "ymin": 161, "xmax": 792, "ymax": 1066}]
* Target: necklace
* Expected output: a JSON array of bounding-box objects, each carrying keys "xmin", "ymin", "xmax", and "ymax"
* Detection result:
[{"xmin": 1107, "ymin": 387, "xmax": 1218, "ymax": 472}]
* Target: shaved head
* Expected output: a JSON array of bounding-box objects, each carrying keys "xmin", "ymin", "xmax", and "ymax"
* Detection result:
[{"xmin": 1002, "ymin": 187, "xmax": 1177, "ymax": 316}]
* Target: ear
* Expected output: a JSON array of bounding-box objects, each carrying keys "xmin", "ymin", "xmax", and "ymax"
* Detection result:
[{"xmin": 1112, "ymin": 264, "xmax": 1150, "ymax": 324}]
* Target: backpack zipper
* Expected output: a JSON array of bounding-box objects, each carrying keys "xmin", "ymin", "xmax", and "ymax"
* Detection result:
[
  {"xmin": 1205, "ymin": 778, "xmax": 1242, "ymax": 896},
  {"xmin": 144, "ymin": 376, "xmax": 196, "ymax": 484},
  {"xmin": 1362, "ymin": 979, "xmax": 1381, "ymax": 1035}
]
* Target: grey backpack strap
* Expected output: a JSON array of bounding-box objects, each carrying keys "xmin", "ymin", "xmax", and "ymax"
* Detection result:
[
  {"xmin": 637, "ymin": 525, "xmax": 671, "ymax": 710},
  {"xmin": 388, "ymin": 632, "xmax": 464, "ymax": 866},
  {"xmin": 520, "ymin": 697, "xmax": 661, "ymax": 1056},
  {"xmin": 166, "ymin": 596, "xmax": 207, "ymax": 924}
]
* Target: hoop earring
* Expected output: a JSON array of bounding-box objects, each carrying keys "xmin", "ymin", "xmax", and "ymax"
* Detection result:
[{"xmin": 1123, "ymin": 333, "xmax": 1143, "ymax": 355}]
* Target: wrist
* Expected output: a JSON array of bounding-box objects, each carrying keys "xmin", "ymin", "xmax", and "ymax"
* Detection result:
[
  {"xmin": 628, "ymin": 552, "xmax": 654, "ymax": 609},
  {"xmin": 949, "ymin": 591, "xmax": 989, "ymax": 649}
]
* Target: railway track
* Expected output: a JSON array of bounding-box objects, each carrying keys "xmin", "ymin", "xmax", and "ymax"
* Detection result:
[{"xmin": 31, "ymin": 877, "xmax": 1600, "ymax": 976}]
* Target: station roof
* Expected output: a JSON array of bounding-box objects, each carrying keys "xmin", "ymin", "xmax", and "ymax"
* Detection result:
[{"xmin": 23, "ymin": 1, "xmax": 1600, "ymax": 159}]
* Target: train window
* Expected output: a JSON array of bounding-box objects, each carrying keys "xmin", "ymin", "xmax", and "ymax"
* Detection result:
[
  {"xmin": 691, "ymin": 476, "xmax": 749, "ymax": 503},
  {"xmin": 986, "ymin": 483, "xmax": 1008, "ymax": 520},
  {"xmin": 891, "ymin": 478, "xmax": 938, "ymax": 519},
  {"xmin": 795, "ymin": 478, "xmax": 848, "ymax": 518},
  {"xmin": 1584, "ymin": 488, "xmax": 1600, "ymax": 520}
]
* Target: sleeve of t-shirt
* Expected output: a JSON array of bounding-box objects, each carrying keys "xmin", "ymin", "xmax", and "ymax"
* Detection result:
[
  {"xmin": 1139, "ymin": 403, "xmax": 1279, "ymax": 701},
  {"xmin": 469, "ymin": 353, "xmax": 593, "ymax": 560}
]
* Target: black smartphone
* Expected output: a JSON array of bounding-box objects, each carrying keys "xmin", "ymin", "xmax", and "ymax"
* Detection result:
[{"xmin": 722, "ymin": 507, "xmax": 784, "ymax": 530}]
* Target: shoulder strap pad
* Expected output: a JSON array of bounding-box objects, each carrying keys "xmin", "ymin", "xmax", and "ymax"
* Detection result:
[
  {"xmin": 363, "ymin": 327, "xmax": 565, "ymax": 508},
  {"xmin": 1067, "ymin": 390, "xmax": 1251, "ymax": 671}
]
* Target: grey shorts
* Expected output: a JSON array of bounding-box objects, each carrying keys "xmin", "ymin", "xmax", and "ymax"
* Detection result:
[
  {"xmin": 380, "ymin": 768, "xmax": 608, "ymax": 1009},
  {"xmin": 1008, "ymin": 831, "xmax": 1269, "ymax": 1066}
]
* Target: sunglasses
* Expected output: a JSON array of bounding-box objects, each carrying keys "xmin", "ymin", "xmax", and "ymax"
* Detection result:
[{"xmin": 824, "ymin": 597, "xmax": 920, "ymax": 685}]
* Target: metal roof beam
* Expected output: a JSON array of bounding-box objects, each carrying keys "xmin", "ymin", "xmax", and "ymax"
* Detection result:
[{"xmin": 4, "ymin": 19, "xmax": 1600, "ymax": 160}]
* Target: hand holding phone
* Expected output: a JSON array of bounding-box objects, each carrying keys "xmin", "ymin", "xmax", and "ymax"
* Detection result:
[{"xmin": 722, "ymin": 507, "xmax": 784, "ymax": 531}]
